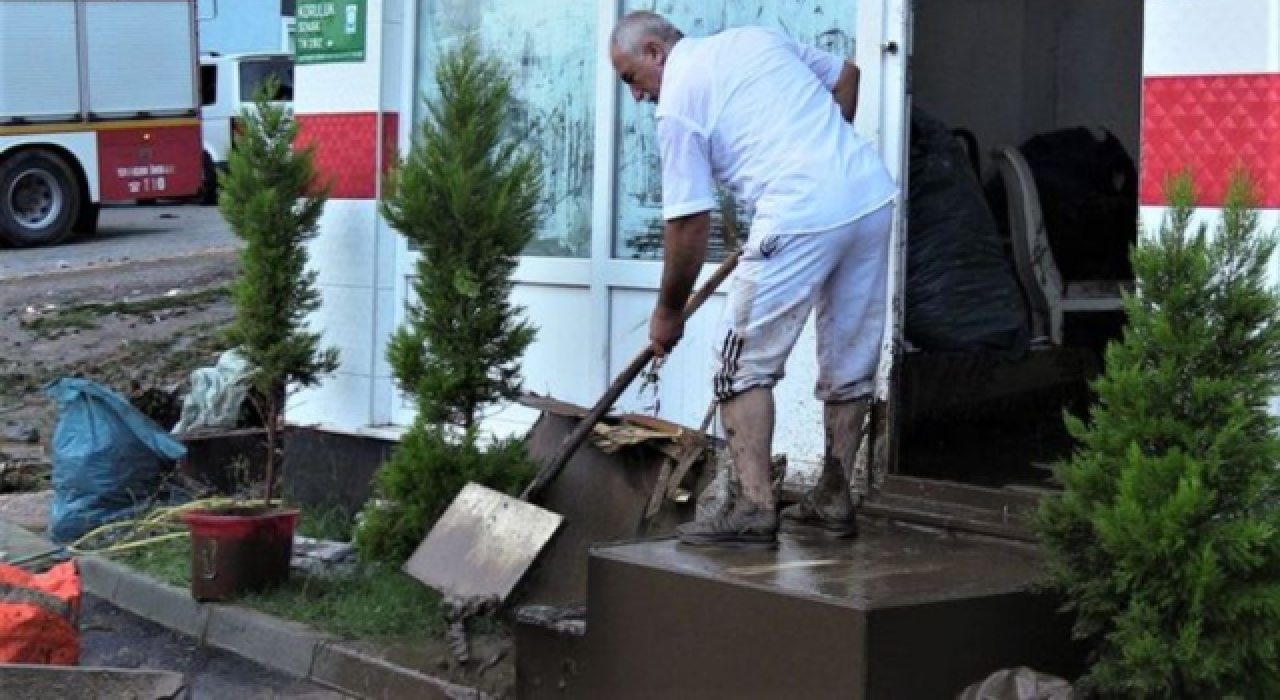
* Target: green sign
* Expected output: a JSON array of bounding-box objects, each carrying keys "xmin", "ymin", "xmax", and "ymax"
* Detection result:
[{"xmin": 295, "ymin": 0, "xmax": 366, "ymax": 65}]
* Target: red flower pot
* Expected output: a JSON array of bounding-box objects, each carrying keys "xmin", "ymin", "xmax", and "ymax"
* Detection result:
[{"xmin": 182, "ymin": 506, "xmax": 299, "ymax": 601}]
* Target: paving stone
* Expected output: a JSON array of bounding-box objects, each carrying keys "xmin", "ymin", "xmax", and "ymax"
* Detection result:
[{"xmin": 0, "ymin": 665, "xmax": 185, "ymax": 700}]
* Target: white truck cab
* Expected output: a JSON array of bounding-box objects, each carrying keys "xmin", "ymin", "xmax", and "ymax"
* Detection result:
[{"xmin": 197, "ymin": 52, "xmax": 294, "ymax": 204}]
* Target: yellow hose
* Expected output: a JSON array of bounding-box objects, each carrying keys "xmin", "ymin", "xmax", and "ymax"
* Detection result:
[{"xmin": 66, "ymin": 497, "xmax": 270, "ymax": 555}]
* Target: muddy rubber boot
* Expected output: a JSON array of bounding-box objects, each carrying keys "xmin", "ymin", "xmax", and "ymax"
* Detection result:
[
  {"xmin": 677, "ymin": 501, "xmax": 779, "ymax": 549},
  {"xmin": 780, "ymin": 398, "xmax": 868, "ymax": 538},
  {"xmin": 779, "ymin": 458, "xmax": 858, "ymax": 537},
  {"xmin": 696, "ymin": 452, "xmax": 789, "ymax": 523}
]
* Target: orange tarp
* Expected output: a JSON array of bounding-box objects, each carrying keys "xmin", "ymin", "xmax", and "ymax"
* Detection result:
[{"xmin": 0, "ymin": 560, "xmax": 81, "ymax": 665}]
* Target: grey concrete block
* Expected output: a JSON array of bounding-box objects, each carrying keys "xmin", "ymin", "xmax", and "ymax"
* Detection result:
[
  {"xmin": 0, "ymin": 518, "xmax": 57, "ymax": 564},
  {"xmin": 76, "ymin": 555, "xmax": 124, "ymax": 599},
  {"xmin": 0, "ymin": 664, "xmax": 185, "ymax": 700},
  {"xmin": 108, "ymin": 563, "xmax": 210, "ymax": 640},
  {"xmin": 310, "ymin": 642, "xmax": 485, "ymax": 700},
  {"xmin": 205, "ymin": 605, "xmax": 328, "ymax": 678}
]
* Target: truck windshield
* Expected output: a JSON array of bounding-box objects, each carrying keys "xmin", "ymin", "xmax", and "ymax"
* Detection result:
[{"xmin": 240, "ymin": 58, "xmax": 294, "ymax": 102}]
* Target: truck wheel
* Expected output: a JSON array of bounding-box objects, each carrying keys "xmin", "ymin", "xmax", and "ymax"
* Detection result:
[
  {"xmin": 196, "ymin": 153, "xmax": 219, "ymax": 206},
  {"xmin": 0, "ymin": 149, "xmax": 82, "ymax": 247}
]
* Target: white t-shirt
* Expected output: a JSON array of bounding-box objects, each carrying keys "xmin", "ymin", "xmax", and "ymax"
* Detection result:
[{"xmin": 656, "ymin": 27, "xmax": 898, "ymax": 234}]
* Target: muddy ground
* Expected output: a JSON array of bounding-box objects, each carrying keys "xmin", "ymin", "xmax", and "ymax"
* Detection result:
[
  {"xmin": 0, "ymin": 251, "xmax": 238, "ymax": 447},
  {"xmin": 80, "ymin": 596, "xmax": 350, "ymax": 699}
]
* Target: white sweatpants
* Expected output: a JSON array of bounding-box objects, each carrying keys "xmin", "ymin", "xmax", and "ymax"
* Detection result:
[{"xmin": 712, "ymin": 201, "xmax": 894, "ymax": 402}]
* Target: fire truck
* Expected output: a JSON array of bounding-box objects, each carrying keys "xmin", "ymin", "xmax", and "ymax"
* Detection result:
[{"xmin": 0, "ymin": 0, "xmax": 203, "ymax": 247}]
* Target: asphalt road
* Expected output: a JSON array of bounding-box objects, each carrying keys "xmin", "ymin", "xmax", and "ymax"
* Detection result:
[
  {"xmin": 0, "ymin": 204, "xmax": 239, "ymax": 281},
  {"xmin": 81, "ymin": 596, "xmax": 351, "ymax": 700}
]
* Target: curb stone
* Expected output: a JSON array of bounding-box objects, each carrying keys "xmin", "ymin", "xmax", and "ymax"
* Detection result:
[
  {"xmin": 84, "ymin": 556, "xmax": 210, "ymax": 639},
  {"xmin": 76, "ymin": 554, "xmax": 492, "ymax": 700},
  {"xmin": 205, "ymin": 604, "xmax": 328, "ymax": 678},
  {"xmin": 312, "ymin": 642, "xmax": 486, "ymax": 700}
]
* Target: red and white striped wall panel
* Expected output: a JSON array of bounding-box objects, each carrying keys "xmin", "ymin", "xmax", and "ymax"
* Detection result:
[{"xmin": 1142, "ymin": 0, "xmax": 1280, "ymax": 208}]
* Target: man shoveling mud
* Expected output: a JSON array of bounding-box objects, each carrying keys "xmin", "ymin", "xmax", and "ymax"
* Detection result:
[{"xmin": 610, "ymin": 12, "xmax": 898, "ymax": 547}]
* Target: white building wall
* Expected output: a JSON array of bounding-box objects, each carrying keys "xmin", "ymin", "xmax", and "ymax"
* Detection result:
[
  {"xmin": 287, "ymin": 0, "xmax": 405, "ymax": 438},
  {"xmin": 1139, "ymin": 0, "xmax": 1279, "ymax": 227},
  {"xmin": 1141, "ymin": 0, "xmax": 1280, "ymax": 410}
]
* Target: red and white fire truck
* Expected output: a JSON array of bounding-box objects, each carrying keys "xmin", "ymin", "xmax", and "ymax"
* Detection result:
[{"xmin": 0, "ymin": 0, "xmax": 203, "ymax": 247}]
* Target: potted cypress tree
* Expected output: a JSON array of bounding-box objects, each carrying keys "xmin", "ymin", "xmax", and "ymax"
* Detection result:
[
  {"xmin": 184, "ymin": 80, "xmax": 339, "ymax": 600},
  {"xmin": 1037, "ymin": 171, "xmax": 1280, "ymax": 697},
  {"xmin": 354, "ymin": 39, "xmax": 541, "ymax": 563}
]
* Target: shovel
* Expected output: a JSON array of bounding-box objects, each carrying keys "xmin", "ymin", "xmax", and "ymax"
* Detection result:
[{"xmin": 404, "ymin": 250, "xmax": 742, "ymax": 604}]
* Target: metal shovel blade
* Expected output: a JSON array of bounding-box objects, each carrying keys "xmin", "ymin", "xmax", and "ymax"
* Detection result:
[
  {"xmin": 402, "ymin": 251, "xmax": 741, "ymax": 604},
  {"xmin": 403, "ymin": 482, "xmax": 563, "ymax": 602}
]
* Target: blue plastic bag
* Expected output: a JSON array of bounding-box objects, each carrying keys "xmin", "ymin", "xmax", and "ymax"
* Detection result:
[{"xmin": 46, "ymin": 379, "xmax": 188, "ymax": 543}]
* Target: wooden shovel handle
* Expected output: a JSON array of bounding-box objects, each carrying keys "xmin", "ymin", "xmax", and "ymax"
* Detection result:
[{"xmin": 523, "ymin": 250, "xmax": 742, "ymax": 501}]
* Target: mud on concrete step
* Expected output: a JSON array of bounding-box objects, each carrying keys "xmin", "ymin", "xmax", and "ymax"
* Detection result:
[
  {"xmin": 518, "ymin": 524, "xmax": 1084, "ymax": 699},
  {"xmin": 860, "ymin": 475, "xmax": 1046, "ymax": 543}
]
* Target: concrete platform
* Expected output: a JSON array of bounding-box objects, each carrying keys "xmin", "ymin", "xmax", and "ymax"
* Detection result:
[
  {"xmin": 0, "ymin": 664, "xmax": 186, "ymax": 700},
  {"xmin": 518, "ymin": 524, "xmax": 1084, "ymax": 699}
]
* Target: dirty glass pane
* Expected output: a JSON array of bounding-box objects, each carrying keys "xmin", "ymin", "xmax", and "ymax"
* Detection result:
[
  {"xmin": 612, "ymin": 0, "xmax": 858, "ymax": 261},
  {"xmin": 419, "ymin": 2, "xmax": 596, "ymax": 258}
]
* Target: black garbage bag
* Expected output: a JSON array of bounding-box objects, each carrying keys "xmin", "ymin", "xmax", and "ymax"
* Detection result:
[
  {"xmin": 905, "ymin": 108, "xmax": 1029, "ymax": 358},
  {"xmin": 988, "ymin": 127, "xmax": 1139, "ymax": 280}
]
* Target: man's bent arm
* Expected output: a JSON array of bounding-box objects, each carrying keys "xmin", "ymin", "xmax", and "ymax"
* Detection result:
[
  {"xmin": 833, "ymin": 62, "xmax": 860, "ymax": 123},
  {"xmin": 658, "ymin": 211, "xmax": 712, "ymax": 312}
]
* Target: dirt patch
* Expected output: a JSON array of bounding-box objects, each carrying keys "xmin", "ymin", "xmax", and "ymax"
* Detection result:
[
  {"xmin": 340, "ymin": 634, "xmax": 515, "ymax": 697},
  {"xmin": 0, "ymin": 251, "xmax": 238, "ymax": 445},
  {"xmin": 19, "ymin": 287, "xmax": 230, "ymax": 340}
]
